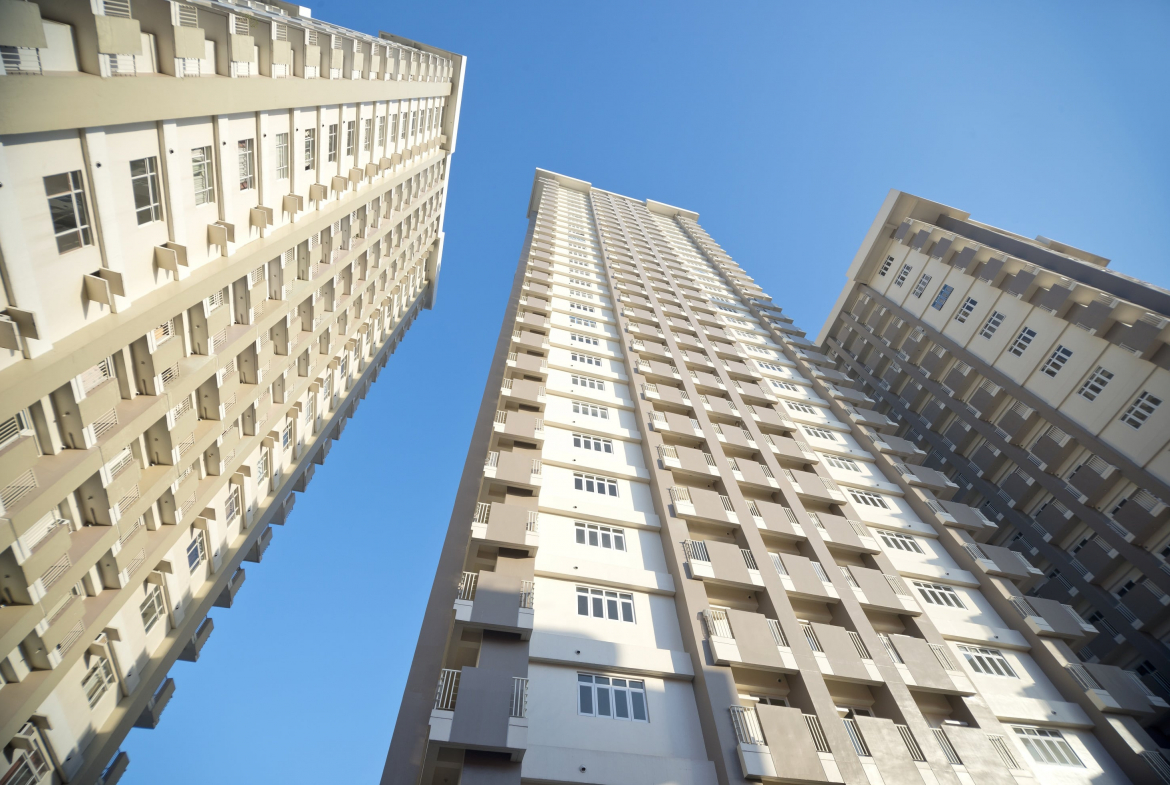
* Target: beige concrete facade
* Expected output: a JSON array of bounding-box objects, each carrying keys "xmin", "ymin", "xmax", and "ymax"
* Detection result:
[
  {"xmin": 383, "ymin": 173, "xmax": 1166, "ymax": 785},
  {"xmin": 817, "ymin": 191, "xmax": 1170, "ymax": 784},
  {"xmin": 0, "ymin": 2, "xmax": 463, "ymax": 782}
]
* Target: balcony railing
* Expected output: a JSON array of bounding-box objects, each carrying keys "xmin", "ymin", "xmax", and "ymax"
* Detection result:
[
  {"xmin": 769, "ymin": 553, "xmax": 789, "ymax": 577},
  {"xmin": 1066, "ymin": 664, "xmax": 1103, "ymax": 691},
  {"xmin": 897, "ymin": 724, "xmax": 926, "ymax": 761},
  {"xmin": 933, "ymin": 728, "xmax": 962, "ymax": 765},
  {"xmin": 805, "ymin": 714, "xmax": 831, "ymax": 753},
  {"xmin": 800, "ymin": 622, "xmax": 823, "ymax": 652},
  {"xmin": 510, "ymin": 677, "xmax": 529, "ymax": 718},
  {"xmin": 435, "ymin": 669, "xmax": 460, "ymax": 710},
  {"xmin": 458, "ymin": 572, "xmax": 478, "ymax": 601},
  {"xmin": 474, "ymin": 502, "xmax": 490, "ymax": 524},
  {"xmin": 849, "ymin": 632, "xmax": 872, "ymax": 660},
  {"xmin": 768, "ymin": 618, "xmax": 789, "ymax": 646},
  {"xmin": 705, "ymin": 608, "xmax": 733, "ymax": 639},
  {"xmin": 730, "ymin": 706, "xmax": 766, "ymax": 745},
  {"xmin": 843, "ymin": 718, "xmax": 871, "ymax": 757},
  {"xmin": 526, "ymin": 511, "xmax": 539, "ymax": 533},
  {"xmin": 520, "ymin": 580, "xmax": 535, "ymax": 609},
  {"xmin": 484, "ymin": 452, "xmax": 499, "ymax": 469},
  {"xmin": 683, "ymin": 540, "xmax": 711, "ymax": 563}
]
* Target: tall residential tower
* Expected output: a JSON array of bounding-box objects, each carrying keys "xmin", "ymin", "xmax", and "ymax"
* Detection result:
[
  {"xmin": 384, "ymin": 172, "xmax": 1168, "ymax": 785},
  {"xmin": 817, "ymin": 191, "xmax": 1170, "ymax": 764},
  {"xmin": 0, "ymin": 2, "xmax": 463, "ymax": 782}
]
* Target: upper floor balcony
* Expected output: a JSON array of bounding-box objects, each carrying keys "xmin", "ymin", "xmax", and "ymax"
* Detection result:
[
  {"xmin": 471, "ymin": 502, "xmax": 539, "ymax": 554},
  {"xmin": 429, "ymin": 667, "xmax": 528, "ymax": 760},
  {"xmin": 454, "ymin": 571, "xmax": 535, "ymax": 639}
]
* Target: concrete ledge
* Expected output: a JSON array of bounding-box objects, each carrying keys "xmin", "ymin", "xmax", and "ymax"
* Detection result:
[
  {"xmin": 527, "ymin": 631, "xmax": 694, "ymax": 680},
  {"xmin": 521, "ymin": 744, "xmax": 716, "ymax": 785},
  {"xmin": 985, "ymin": 694, "xmax": 1094, "ymax": 729},
  {"xmin": 536, "ymin": 554, "xmax": 674, "ymax": 596}
]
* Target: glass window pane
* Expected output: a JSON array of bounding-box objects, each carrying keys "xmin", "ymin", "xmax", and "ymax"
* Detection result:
[
  {"xmin": 621, "ymin": 599, "xmax": 634, "ymax": 623},
  {"xmin": 592, "ymin": 596, "xmax": 603, "ymax": 617},
  {"xmin": 614, "ymin": 533, "xmax": 625, "ymax": 551},
  {"xmin": 577, "ymin": 594, "xmax": 588, "ymax": 615},
  {"xmin": 588, "ymin": 530, "xmax": 598, "ymax": 546},
  {"xmin": 44, "ymin": 173, "xmax": 70, "ymax": 195},
  {"xmin": 607, "ymin": 598, "xmax": 619, "ymax": 620},
  {"xmin": 601, "ymin": 532, "xmax": 611, "ymax": 548},
  {"xmin": 578, "ymin": 684, "xmax": 593, "ymax": 715},
  {"xmin": 48, "ymin": 194, "xmax": 78, "ymax": 233},
  {"xmin": 575, "ymin": 527, "xmax": 585, "ymax": 544},
  {"xmin": 613, "ymin": 688, "xmax": 630, "ymax": 718},
  {"xmin": 631, "ymin": 690, "xmax": 647, "ymax": 720},
  {"xmin": 596, "ymin": 685, "xmax": 611, "ymax": 717}
]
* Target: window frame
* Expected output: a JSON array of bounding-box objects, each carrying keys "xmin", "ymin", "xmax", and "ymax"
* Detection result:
[
  {"xmin": 575, "ymin": 522, "xmax": 627, "ymax": 551},
  {"xmin": 577, "ymin": 672, "xmax": 648, "ymax": 722},
  {"xmin": 275, "ymin": 132, "xmax": 290, "ymax": 179},
  {"xmin": 879, "ymin": 529, "xmax": 923, "ymax": 553},
  {"xmin": 576, "ymin": 586, "xmax": 635, "ymax": 622},
  {"xmin": 573, "ymin": 472, "xmax": 618, "ymax": 496},
  {"xmin": 1007, "ymin": 327, "xmax": 1037, "ymax": 357},
  {"xmin": 44, "ymin": 170, "xmax": 93, "ymax": 253},
  {"xmin": 1039, "ymin": 345, "xmax": 1073, "ymax": 377},
  {"xmin": 140, "ymin": 581, "xmax": 166, "ymax": 633},
  {"xmin": 237, "ymin": 138, "xmax": 256, "ymax": 191},
  {"xmin": 958, "ymin": 645, "xmax": 1018, "ymax": 677},
  {"xmin": 327, "ymin": 123, "xmax": 339, "ymax": 163},
  {"xmin": 192, "ymin": 146, "xmax": 215, "ymax": 205},
  {"xmin": 572, "ymin": 432, "xmax": 613, "ymax": 453},
  {"xmin": 1012, "ymin": 726, "xmax": 1083, "ymax": 767},
  {"xmin": 304, "ymin": 128, "xmax": 317, "ymax": 171},
  {"xmin": 1077, "ymin": 366, "xmax": 1113, "ymax": 401},
  {"xmin": 129, "ymin": 156, "xmax": 162, "ymax": 225},
  {"xmin": 1120, "ymin": 391, "xmax": 1162, "ymax": 429},
  {"xmin": 914, "ymin": 580, "xmax": 966, "ymax": 608},
  {"xmin": 979, "ymin": 311, "xmax": 1006, "ymax": 339},
  {"xmin": 955, "ymin": 297, "xmax": 977, "ymax": 324}
]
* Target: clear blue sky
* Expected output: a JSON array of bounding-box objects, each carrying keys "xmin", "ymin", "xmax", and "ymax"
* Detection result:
[{"xmin": 121, "ymin": 2, "xmax": 1168, "ymax": 782}]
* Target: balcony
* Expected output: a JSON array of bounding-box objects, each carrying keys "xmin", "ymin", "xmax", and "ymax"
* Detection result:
[
  {"xmin": 493, "ymin": 410, "xmax": 545, "ymax": 445},
  {"xmin": 483, "ymin": 449, "xmax": 542, "ymax": 490},
  {"xmin": 965, "ymin": 543, "xmax": 1044, "ymax": 588},
  {"xmin": 650, "ymin": 411, "xmax": 705, "ymax": 438},
  {"xmin": 500, "ymin": 378, "xmax": 546, "ymax": 410},
  {"xmin": 868, "ymin": 431, "xmax": 927, "ymax": 463},
  {"xmin": 683, "ymin": 540, "xmax": 764, "ymax": 588},
  {"xmin": 999, "ymin": 469, "xmax": 1042, "ymax": 510},
  {"xmin": 767, "ymin": 434, "xmax": 820, "ymax": 464},
  {"xmin": 669, "ymin": 486, "xmax": 738, "ymax": 526},
  {"xmin": 890, "ymin": 463, "xmax": 959, "ymax": 499},
  {"xmin": 806, "ymin": 513, "xmax": 879, "ymax": 553},
  {"xmin": 505, "ymin": 352, "xmax": 547, "ymax": 378},
  {"xmin": 784, "ymin": 469, "xmax": 847, "ymax": 505},
  {"xmin": 1071, "ymin": 663, "xmax": 1170, "ymax": 717},
  {"xmin": 704, "ymin": 608, "xmax": 797, "ymax": 670},
  {"xmin": 1066, "ymin": 457, "xmax": 1118, "ymax": 506},
  {"xmin": 1006, "ymin": 596, "xmax": 1097, "ymax": 642},
  {"xmin": 844, "ymin": 566, "xmax": 921, "ymax": 615},
  {"xmin": 887, "ymin": 634, "xmax": 975, "ymax": 694},
  {"xmin": 802, "ymin": 622, "xmax": 883, "ymax": 683},
  {"xmin": 1029, "ymin": 425, "xmax": 1076, "ymax": 472},
  {"xmin": 510, "ymin": 328, "xmax": 548, "ymax": 353},
  {"xmin": 748, "ymin": 500, "xmax": 806, "ymax": 539},
  {"xmin": 967, "ymin": 380, "xmax": 1005, "ymax": 419},
  {"xmin": 642, "ymin": 382, "xmax": 692, "ymax": 409},
  {"xmin": 773, "ymin": 553, "xmax": 839, "ymax": 602},
  {"xmin": 996, "ymin": 402, "xmax": 1038, "ymax": 444},
  {"xmin": 968, "ymin": 444, "xmax": 1008, "ymax": 479},
  {"xmin": 454, "ymin": 571, "xmax": 535, "ymax": 639},
  {"xmin": 730, "ymin": 705, "xmax": 842, "ymax": 783},
  {"xmin": 840, "ymin": 404, "xmax": 897, "ymax": 434},
  {"xmin": 430, "ymin": 668, "xmax": 528, "ymax": 759},
  {"xmin": 471, "ymin": 503, "xmax": 539, "ymax": 553},
  {"xmin": 941, "ymin": 420, "xmax": 978, "ymax": 454}
]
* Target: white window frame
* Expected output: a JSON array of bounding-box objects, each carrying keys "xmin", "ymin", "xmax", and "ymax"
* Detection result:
[
  {"xmin": 129, "ymin": 157, "xmax": 162, "ymax": 225},
  {"xmin": 140, "ymin": 581, "xmax": 166, "ymax": 633},
  {"xmin": 1039, "ymin": 345, "xmax": 1073, "ymax": 377},
  {"xmin": 275, "ymin": 132, "xmax": 289, "ymax": 179},
  {"xmin": 958, "ymin": 645, "xmax": 1017, "ymax": 677},
  {"xmin": 82, "ymin": 655, "xmax": 116, "ymax": 709},
  {"xmin": 573, "ymin": 472, "xmax": 618, "ymax": 496},
  {"xmin": 849, "ymin": 489, "xmax": 889, "ymax": 509},
  {"xmin": 824, "ymin": 454, "xmax": 861, "ymax": 472},
  {"xmin": 573, "ymin": 432, "xmax": 613, "ymax": 453},
  {"xmin": 576, "ymin": 586, "xmax": 635, "ymax": 622},
  {"xmin": 186, "ymin": 528, "xmax": 207, "ymax": 572},
  {"xmin": 1008, "ymin": 327, "xmax": 1037, "ymax": 357},
  {"xmin": 979, "ymin": 311, "xmax": 1006, "ymax": 339},
  {"xmin": 955, "ymin": 297, "xmax": 977, "ymax": 324},
  {"xmin": 1120, "ymin": 391, "xmax": 1161, "ymax": 429},
  {"xmin": 911, "ymin": 273, "xmax": 932, "ymax": 298},
  {"xmin": 237, "ymin": 138, "xmax": 255, "ymax": 191},
  {"xmin": 914, "ymin": 581, "xmax": 966, "ymax": 608},
  {"xmin": 1013, "ymin": 726, "xmax": 1082, "ymax": 767},
  {"xmin": 802, "ymin": 425, "xmax": 837, "ymax": 442},
  {"xmin": 575, "ymin": 522, "xmax": 626, "ymax": 551},
  {"xmin": 571, "ymin": 374, "xmax": 605, "ymax": 391},
  {"xmin": 44, "ymin": 170, "xmax": 93, "ymax": 253},
  {"xmin": 577, "ymin": 672, "xmax": 648, "ymax": 721},
  {"xmin": 572, "ymin": 400, "xmax": 609, "ymax": 419},
  {"xmin": 879, "ymin": 529, "xmax": 923, "ymax": 553},
  {"xmin": 893, "ymin": 264, "xmax": 913, "ymax": 287},
  {"xmin": 1077, "ymin": 366, "xmax": 1113, "ymax": 401}
]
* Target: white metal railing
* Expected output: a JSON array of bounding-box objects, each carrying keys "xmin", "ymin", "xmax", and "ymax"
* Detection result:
[
  {"xmin": 485, "ymin": 452, "xmax": 499, "ymax": 468},
  {"xmin": 848, "ymin": 520, "xmax": 871, "ymax": 540},
  {"xmin": 494, "ymin": 411, "xmax": 507, "ymax": 424},
  {"xmin": 510, "ymin": 677, "xmax": 529, "ymax": 718},
  {"xmin": 933, "ymin": 728, "xmax": 962, "ymax": 765},
  {"xmin": 805, "ymin": 714, "xmax": 831, "ymax": 753},
  {"xmin": 1008, "ymin": 596, "xmax": 1040, "ymax": 620},
  {"xmin": 458, "ymin": 572, "xmax": 478, "ymax": 601},
  {"xmin": 898, "ymin": 724, "xmax": 926, "ymax": 761},
  {"xmin": 801, "ymin": 622, "xmax": 823, "ymax": 652},
  {"xmin": 880, "ymin": 633, "xmax": 904, "ymax": 663},
  {"xmin": 965, "ymin": 543, "xmax": 990, "ymax": 562},
  {"xmin": 705, "ymin": 608, "xmax": 733, "ymax": 638},
  {"xmin": 884, "ymin": 574, "xmax": 912, "ymax": 596},
  {"xmin": 527, "ymin": 511, "xmax": 539, "ymax": 533},
  {"xmin": 435, "ymin": 668, "xmax": 460, "ymax": 710},
  {"xmin": 474, "ymin": 502, "xmax": 491, "ymax": 524},
  {"xmin": 811, "ymin": 561, "xmax": 832, "ymax": 583},
  {"xmin": 1066, "ymin": 664, "xmax": 1103, "ymax": 691},
  {"xmin": 730, "ymin": 706, "xmax": 766, "ymax": 745},
  {"xmin": 720, "ymin": 495, "xmax": 734, "ymax": 512},
  {"xmin": 683, "ymin": 540, "xmax": 711, "ymax": 563},
  {"xmin": 930, "ymin": 643, "xmax": 957, "ymax": 670},
  {"xmin": 843, "ymin": 718, "xmax": 871, "ymax": 756},
  {"xmin": 657, "ymin": 445, "xmax": 679, "ymax": 461},
  {"xmin": 741, "ymin": 549, "xmax": 759, "ymax": 570},
  {"xmin": 770, "ymin": 552, "xmax": 789, "ymax": 577},
  {"xmin": 520, "ymin": 580, "xmax": 535, "ymax": 609},
  {"xmin": 849, "ymin": 631, "xmax": 872, "ymax": 659},
  {"xmin": 670, "ymin": 486, "xmax": 691, "ymax": 504},
  {"xmin": 531, "ymin": 460, "xmax": 542, "ymax": 477}
]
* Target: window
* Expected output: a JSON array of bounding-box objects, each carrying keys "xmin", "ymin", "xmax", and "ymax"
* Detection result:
[
  {"xmin": 225, "ymin": 485, "xmax": 241, "ymax": 520},
  {"xmin": 1007, "ymin": 327, "xmax": 1036, "ymax": 357},
  {"xmin": 979, "ymin": 311, "xmax": 1006, "ymax": 339},
  {"xmin": 190, "ymin": 146, "xmax": 216, "ymax": 206},
  {"xmin": 275, "ymin": 132, "xmax": 289, "ymax": 179},
  {"xmin": 931, "ymin": 284, "xmax": 954, "ymax": 310},
  {"xmin": 958, "ymin": 645, "xmax": 1017, "ymax": 677},
  {"xmin": 345, "ymin": 120, "xmax": 356, "ymax": 156},
  {"xmin": 82, "ymin": 656, "xmax": 115, "ymax": 709},
  {"xmin": 129, "ymin": 157, "xmax": 162, "ymax": 224},
  {"xmin": 893, "ymin": 264, "xmax": 913, "ymax": 287},
  {"xmin": 569, "ymin": 315, "xmax": 598, "ymax": 328},
  {"xmin": 571, "ymin": 374, "xmax": 605, "ymax": 391},
  {"xmin": 955, "ymin": 297, "xmax": 977, "ymax": 323},
  {"xmin": 879, "ymin": 530, "xmax": 923, "ymax": 553},
  {"xmin": 573, "ymin": 433, "xmax": 613, "ymax": 453},
  {"xmin": 577, "ymin": 673, "xmax": 647, "ymax": 721},
  {"xmin": 327, "ymin": 123, "xmax": 338, "ymax": 162},
  {"xmin": 186, "ymin": 529, "xmax": 207, "ymax": 572},
  {"xmin": 878, "ymin": 256, "xmax": 894, "ymax": 276},
  {"xmin": 912, "ymin": 274, "xmax": 932, "ymax": 297},
  {"xmin": 824, "ymin": 454, "xmax": 861, "ymax": 472},
  {"xmin": 1077, "ymin": 366, "xmax": 1113, "ymax": 401},
  {"xmin": 282, "ymin": 419, "xmax": 293, "ymax": 448},
  {"xmin": 786, "ymin": 401, "xmax": 816, "ymax": 415},
  {"xmin": 140, "ymin": 581, "xmax": 166, "ymax": 633},
  {"xmin": 757, "ymin": 361, "xmax": 788, "ymax": 374},
  {"xmin": 770, "ymin": 379, "xmax": 800, "ymax": 392},
  {"xmin": 575, "ymin": 522, "xmax": 626, "ymax": 551},
  {"xmin": 363, "ymin": 118, "xmax": 373, "ymax": 152},
  {"xmin": 569, "ymin": 289, "xmax": 594, "ymax": 300},
  {"xmin": 571, "ymin": 351, "xmax": 603, "ymax": 367},
  {"xmin": 570, "ymin": 333, "xmax": 600, "ymax": 347},
  {"xmin": 914, "ymin": 581, "xmax": 965, "ymax": 608},
  {"xmin": 569, "ymin": 302, "xmax": 596, "ymax": 313},
  {"xmin": 410, "ymin": 110, "xmax": 418, "ymax": 135},
  {"xmin": 574, "ymin": 472, "xmax": 618, "ymax": 496},
  {"xmin": 1013, "ymin": 727, "xmax": 1082, "ymax": 767},
  {"xmin": 256, "ymin": 449, "xmax": 270, "ymax": 485},
  {"xmin": 1120, "ymin": 391, "xmax": 1161, "ymax": 429},
  {"xmin": 1039, "ymin": 345, "xmax": 1073, "ymax": 377},
  {"xmin": 802, "ymin": 425, "xmax": 837, "ymax": 442},
  {"xmin": 399, "ymin": 111, "xmax": 407, "ymax": 139},
  {"xmin": 237, "ymin": 139, "xmax": 255, "ymax": 190},
  {"xmin": 849, "ymin": 489, "xmax": 889, "ymax": 509},
  {"xmin": 44, "ymin": 171, "xmax": 92, "ymax": 253},
  {"xmin": 304, "ymin": 128, "xmax": 317, "ymax": 171},
  {"xmin": 576, "ymin": 587, "xmax": 635, "ymax": 622},
  {"xmin": 572, "ymin": 401, "xmax": 609, "ymax": 419}
]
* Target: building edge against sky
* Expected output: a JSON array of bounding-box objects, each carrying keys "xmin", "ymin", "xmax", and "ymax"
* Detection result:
[
  {"xmin": 815, "ymin": 191, "xmax": 1170, "ymax": 764},
  {"xmin": 0, "ymin": 2, "xmax": 463, "ymax": 783},
  {"xmin": 383, "ymin": 169, "xmax": 1170, "ymax": 785}
]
